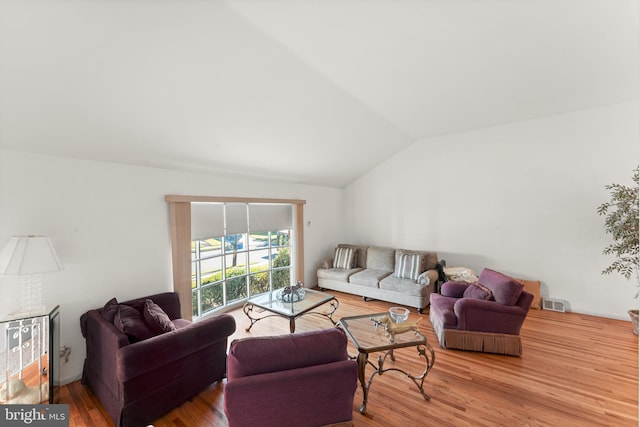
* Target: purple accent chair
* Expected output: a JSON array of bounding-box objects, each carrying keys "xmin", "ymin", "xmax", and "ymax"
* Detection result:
[
  {"xmin": 80, "ymin": 292, "xmax": 236, "ymax": 427},
  {"xmin": 429, "ymin": 268, "xmax": 533, "ymax": 356},
  {"xmin": 224, "ymin": 328, "xmax": 358, "ymax": 427}
]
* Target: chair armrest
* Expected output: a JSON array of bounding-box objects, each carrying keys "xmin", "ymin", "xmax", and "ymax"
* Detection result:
[
  {"xmin": 81, "ymin": 310, "xmax": 131, "ymax": 396},
  {"xmin": 454, "ymin": 299, "xmax": 528, "ymax": 335},
  {"xmin": 440, "ymin": 281, "xmax": 469, "ymax": 298},
  {"xmin": 117, "ymin": 314, "xmax": 236, "ymax": 382}
]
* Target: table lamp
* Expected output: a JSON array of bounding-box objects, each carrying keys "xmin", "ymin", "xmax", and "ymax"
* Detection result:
[{"xmin": 0, "ymin": 235, "xmax": 64, "ymax": 314}]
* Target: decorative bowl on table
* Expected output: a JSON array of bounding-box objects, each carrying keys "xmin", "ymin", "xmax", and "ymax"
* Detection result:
[{"xmin": 389, "ymin": 307, "xmax": 409, "ymax": 323}]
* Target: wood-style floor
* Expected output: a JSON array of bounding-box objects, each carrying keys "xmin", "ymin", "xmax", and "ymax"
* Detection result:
[{"xmin": 63, "ymin": 290, "xmax": 638, "ymax": 427}]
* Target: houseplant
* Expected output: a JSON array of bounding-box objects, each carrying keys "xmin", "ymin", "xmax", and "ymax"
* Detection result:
[{"xmin": 597, "ymin": 166, "xmax": 639, "ymax": 334}]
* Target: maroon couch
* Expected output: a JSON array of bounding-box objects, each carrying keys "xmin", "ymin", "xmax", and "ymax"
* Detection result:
[
  {"xmin": 224, "ymin": 328, "xmax": 358, "ymax": 427},
  {"xmin": 429, "ymin": 268, "xmax": 533, "ymax": 356},
  {"xmin": 80, "ymin": 292, "xmax": 236, "ymax": 427}
]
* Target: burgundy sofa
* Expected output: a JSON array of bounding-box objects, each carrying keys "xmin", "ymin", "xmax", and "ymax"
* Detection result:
[
  {"xmin": 224, "ymin": 328, "xmax": 358, "ymax": 427},
  {"xmin": 80, "ymin": 292, "xmax": 236, "ymax": 427},
  {"xmin": 429, "ymin": 268, "xmax": 533, "ymax": 356}
]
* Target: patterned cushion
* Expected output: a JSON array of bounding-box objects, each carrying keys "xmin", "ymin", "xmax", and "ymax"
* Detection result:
[
  {"xmin": 333, "ymin": 247, "xmax": 355, "ymax": 269},
  {"xmin": 394, "ymin": 253, "xmax": 423, "ymax": 280}
]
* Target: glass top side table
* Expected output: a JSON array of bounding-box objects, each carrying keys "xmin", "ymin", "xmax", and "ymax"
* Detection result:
[{"xmin": 339, "ymin": 312, "xmax": 435, "ymax": 414}]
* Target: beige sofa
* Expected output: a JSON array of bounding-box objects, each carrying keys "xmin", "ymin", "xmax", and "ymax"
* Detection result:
[{"xmin": 316, "ymin": 244, "xmax": 440, "ymax": 313}]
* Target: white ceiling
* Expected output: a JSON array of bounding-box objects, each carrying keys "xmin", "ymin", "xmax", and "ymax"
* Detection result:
[{"xmin": 0, "ymin": 0, "xmax": 637, "ymax": 187}]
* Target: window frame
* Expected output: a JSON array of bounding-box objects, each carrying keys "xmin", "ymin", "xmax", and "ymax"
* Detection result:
[{"xmin": 165, "ymin": 195, "xmax": 306, "ymax": 320}]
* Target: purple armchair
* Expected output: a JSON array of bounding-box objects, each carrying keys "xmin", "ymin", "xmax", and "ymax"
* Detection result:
[
  {"xmin": 80, "ymin": 292, "xmax": 236, "ymax": 427},
  {"xmin": 224, "ymin": 328, "xmax": 358, "ymax": 427},
  {"xmin": 429, "ymin": 268, "xmax": 533, "ymax": 356}
]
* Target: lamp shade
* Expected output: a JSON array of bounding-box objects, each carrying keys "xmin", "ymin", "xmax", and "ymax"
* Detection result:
[{"xmin": 0, "ymin": 236, "xmax": 64, "ymax": 276}]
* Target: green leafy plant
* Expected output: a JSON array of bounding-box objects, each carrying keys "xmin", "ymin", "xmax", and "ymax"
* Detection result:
[{"xmin": 597, "ymin": 166, "xmax": 639, "ymax": 297}]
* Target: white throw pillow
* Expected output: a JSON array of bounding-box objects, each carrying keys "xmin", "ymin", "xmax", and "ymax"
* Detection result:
[
  {"xmin": 334, "ymin": 247, "xmax": 355, "ymax": 269},
  {"xmin": 395, "ymin": 253, "xmax": 422, "ymax": 280}
]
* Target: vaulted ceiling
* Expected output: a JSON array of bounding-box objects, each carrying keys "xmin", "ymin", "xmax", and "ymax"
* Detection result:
[{"xmin": 1, "ymin": 0, "xmax": 637, "ymax": 187}]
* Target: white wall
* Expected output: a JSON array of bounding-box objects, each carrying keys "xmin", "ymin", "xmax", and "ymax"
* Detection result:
[
  {"xmin": 0, "ymin": 150, "xmax": 343, "ymax": 384},
  {"xmin": 343, "ymin": 101, "xmax": 639, "ymax": 320}
]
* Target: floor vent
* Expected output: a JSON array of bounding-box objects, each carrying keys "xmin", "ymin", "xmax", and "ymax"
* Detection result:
[{"xmin": 542, "ymin": 298, "xmax": 566, "ymax": 312}]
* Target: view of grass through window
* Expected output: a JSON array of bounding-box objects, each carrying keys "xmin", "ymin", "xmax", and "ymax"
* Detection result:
[{"xmin": 192, "ymin": 230, "xmax": 292, "ymax": 318}]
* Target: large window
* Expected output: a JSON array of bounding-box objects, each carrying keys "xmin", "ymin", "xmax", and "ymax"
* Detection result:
[
  {"xmin": 191, "ymin": 202, "xmax": 294, "ymax": 317},
  {"xmin": 165, "ymin": 196, "xmax": 305, "ymax": 320}
]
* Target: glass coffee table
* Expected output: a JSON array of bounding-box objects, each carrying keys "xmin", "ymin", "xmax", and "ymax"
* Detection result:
[
  {"xmin": 243, "ymin": 288, "xmax": 339, "ymax": 333},
  {"xmin": 339, "ymin": 312, "xmax": 435, "ymax": 414}
]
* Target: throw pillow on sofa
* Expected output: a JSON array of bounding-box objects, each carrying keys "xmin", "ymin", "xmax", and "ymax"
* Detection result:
[
  {"xmin": 114, "ymin": 304, "xmax": 156, "ymax": 343},
  {"xmin": 395, "ymin": 253, "xmax": 422, "ymax": 280},
  {"xmin": 463, "ymin": 283, "xmax": 494, "ymax": 301},
  {"xmin": 334, "ymin": 247, "xmax": 355, "ymax": 269},
  {"xmin": 143, "ymin": 299, "xmax": 177, "ymax": 334},
  {"xmin": 478, "ymin": 268, "xmax": 524, "ymax": 306},
  {"xmin": 101, "ymin": 297, "xmax": 119, "ymax": 323}
]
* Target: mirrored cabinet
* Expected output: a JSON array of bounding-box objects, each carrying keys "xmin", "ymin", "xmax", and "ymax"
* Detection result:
[{"xmin": 0, "ymin": 306, "xmax": 60, "ymax": 404}]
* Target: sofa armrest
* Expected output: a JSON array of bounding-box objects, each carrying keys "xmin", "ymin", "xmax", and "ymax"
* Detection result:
[
  {"xmin": 117, "ymin": 314, "xmax": 236, "ymax": 382},
  {"xmin": 454, "ymin": 298, "xmax": 528, "ymax": 335},
  {"xmin": 320, "ymin": 258, "xmax": 334, "ymax": 269},
  {"xmin": 417, "ymin": 269, "xmax": 438, "ymax": 285},
  {"xmin": 440, "ymin": 281, "xmax": 469, "ymax": 298}
]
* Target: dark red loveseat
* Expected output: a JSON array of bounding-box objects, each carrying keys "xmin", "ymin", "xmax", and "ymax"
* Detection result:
[{"xmin": 80, "ymin": 292, "xmax": 236, "ymax": 427}]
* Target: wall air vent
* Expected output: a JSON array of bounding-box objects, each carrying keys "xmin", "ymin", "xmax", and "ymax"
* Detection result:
[{"xmin": 542, "ymin": 298, "xmax": 566, "ymax": 312}]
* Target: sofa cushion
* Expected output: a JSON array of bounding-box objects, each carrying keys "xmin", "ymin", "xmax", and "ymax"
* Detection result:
[
  {"xmin": 379, "ymin": 275, "xmax": 430, "ymax": 297},
  {"xmin": 333, "ymin": 247, "xmax": 356, "ymax": 269},
  {"xmin": 227, "ymin": 328, "xmax": 348, "ymax": 379},
  {"xmin": 366, "ymin": 247, "xmax": 395, "ymax": 271},
  {"xmin": 463, "ymin": 283, "xmax": 494, "ymax": 301},
  {"xmin": 337, "ymin": 244, "xmax": 368, "ymax": 268},
  {"xmin": 317, "ymin": 267, "xmax": 362, "ymax": 282},
  {"xmin": 394, "ymin": 252, "xmax": 422, "ymax": 280},
  {"xmin": 396, "ymin": 249, "xmax": 438, "ymax": 271},
  {"xmin": 101, "ymin": 297, "xmax": 119, "ymax": 323},
  {"xmin": 143, "ymin": 299, "xmax": 177, "ymax": 334},
  {"xmin": 348, "ymin": 269, "xmax": 391, "ymax": 288},
  {"xmin": 114, "ymin": 304, "xmax": 156, "ymax": 342},
  {"xmin": 478, "ymin": 268, "xmax": 524, "ymax": 306}
]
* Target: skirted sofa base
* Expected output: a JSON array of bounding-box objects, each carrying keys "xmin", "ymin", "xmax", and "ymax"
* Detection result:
[{"xmin": 429, "ymin": 310, "xmax": 523, "ymax": 356}]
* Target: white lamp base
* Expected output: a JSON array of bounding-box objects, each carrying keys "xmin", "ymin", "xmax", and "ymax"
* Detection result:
[{"xmin": 16, "ymin": 274, "xmax": 44, "ymax": 315}]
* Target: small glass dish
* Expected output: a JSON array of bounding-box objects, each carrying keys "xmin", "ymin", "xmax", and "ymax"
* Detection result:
[{"xmin": 389, "ymin": 307, "xmax": 409, "ymax": 323}]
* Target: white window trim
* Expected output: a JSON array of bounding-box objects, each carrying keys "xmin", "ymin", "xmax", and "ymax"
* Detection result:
[{"xmin": 165, "ymin": 195, "xmax": 306, "ymax": 320}]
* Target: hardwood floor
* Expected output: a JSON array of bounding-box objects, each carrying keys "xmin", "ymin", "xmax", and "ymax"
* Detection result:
[{"xmin": 63, "ymin": 291, "xmax": 638, "ymax": 427}]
